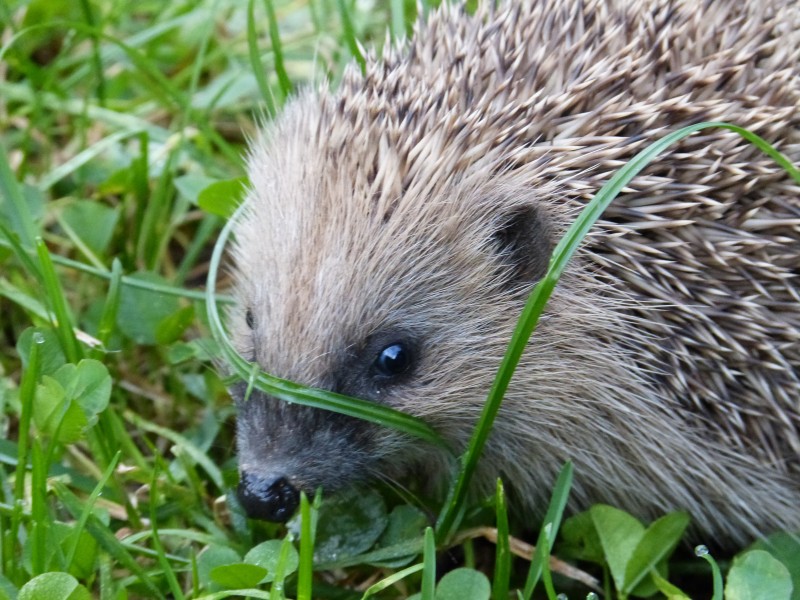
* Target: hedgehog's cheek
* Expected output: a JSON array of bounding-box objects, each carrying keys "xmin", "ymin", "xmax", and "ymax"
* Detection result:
[{"xmin": 237, "ymin": 471, "xmax": 300, "ymax": 522}]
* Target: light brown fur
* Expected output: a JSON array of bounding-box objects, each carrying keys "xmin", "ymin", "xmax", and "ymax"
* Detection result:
[{"xmin": 231, "ymin": 0, "xmax": 800, "ymax": 545}]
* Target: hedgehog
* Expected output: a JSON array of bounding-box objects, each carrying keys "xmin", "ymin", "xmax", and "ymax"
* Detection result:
[{"xmin": 228, "ymin": 0, "xmax": 800, "ymax": 545}]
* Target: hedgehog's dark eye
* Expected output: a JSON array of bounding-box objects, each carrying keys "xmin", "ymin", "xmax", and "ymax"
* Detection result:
[
  {"xmin": 246, "ymin": 309, "xmax": 255, "ymax": 329},
  {"xmin": 374, "ymin": 342, "xmax": 412, "ymax": 377}
]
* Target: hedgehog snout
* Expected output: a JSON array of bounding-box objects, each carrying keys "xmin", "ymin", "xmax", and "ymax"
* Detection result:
[{"xmin": 237, "ymin": 471, "xmax": 300, "ymax": 522}]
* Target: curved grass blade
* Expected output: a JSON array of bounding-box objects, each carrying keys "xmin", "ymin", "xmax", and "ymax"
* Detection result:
[
  {"xmin": 695, "ymin": 546, "xmax": 723, "ymax": 600},
  {"xmin": 0, "ymin": 235, "xmax": 231, "ymax": 303},
  {"xmin": 434, "ymin": 121, "xmax": 800, "ymax": 541},
  {"xmin": 206, "ymin": 207, "xmax": 446, "ymax": 448},
  {"xmin": 361, "ymin": 563, "xmax": 424, "ymax": 599}
]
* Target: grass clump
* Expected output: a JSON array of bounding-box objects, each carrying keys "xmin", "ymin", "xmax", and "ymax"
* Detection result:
[{"xmin": 1, "ymin": 0, "xmax": 798, "ymax": 599}]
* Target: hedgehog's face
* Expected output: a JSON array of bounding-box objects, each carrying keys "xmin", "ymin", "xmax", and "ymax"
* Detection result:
[{"xmin": 229, "ymin": 97, "xmax": 555, "ymax": 522}]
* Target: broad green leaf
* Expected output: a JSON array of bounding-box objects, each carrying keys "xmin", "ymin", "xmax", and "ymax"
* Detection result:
[
  {"xmin": 59, "ymin": 200, "xmax": 119, "ymax": 255},
  {"xmin": 558, "ymin": 511, "xmax": 604, "ymax": 564},
  {"xmin": 166, "ymin": 341, "xmax": 200, "ymax": 364},
  {"xmin": 371, "ymin": 505, "xmax": 428, "ymax": 567},
  {"xmin": 623, "ymin": 512, "xmax": 690, "ymax": 593},
  {"xmin": 156, "ymin": 304, "xmax": 195, "ymax": 344},
  {"xmin": 590, "ymin": 505, "xmax": 645, "ymax": 592},
  {"xmin": 197, "ymin": 545, "xmax": 242, "ymax": 590},
  {"xmin": 52, "ymin": 359, "xmax": 112, "ymax": 418},
  {"xmin": 21, "ymin": 521, "xmax": 99, "ymax": 580},
  {"xmin": 198, "ymin": 178, "xmax": 247, "ymax": 218},
  {"xmin": 652, "ymin": 571, "xmax": 692, "ymax": 600},
  {"xmin": 34, "ymin": 376, "xmax": 87, "ymax": 443},
  {"xmin": 314, "ymin": 487, "xmax": 389, "ymax": 563},
  {"xmin": 174, "ymin": 173, "xmax": 216, "ymax": 204},
  {"xmin": 210, "ymin": 563, "xmax": 269, "ymax": 589},
  {"xmin": 117, "ymin": 271, "xmax": 180, "ymax": 345},
  {"xmin": 436, "ymin": 568, "xmax": 491, "ymax": 600},
  {"xmin": 0, "ymin": 574, "xmax": 15, "ymax": 600},
  {"xmin": 17, "ymin": 327, "xmax": 67, "ymax": 376},
  {"xmin": 18, "ymin": 572, "xmax": 91, "ymax": 600},
  {"xmin": 750, "ymin": 532, "xmax": 800, "ymax": 600},
  {"xmin": 244, "ymin": 539, "xmax": 299, "ymax": 582},
  {"xmin": 725, "ymin": 550, "xmax": 793, "ymax": 600}
]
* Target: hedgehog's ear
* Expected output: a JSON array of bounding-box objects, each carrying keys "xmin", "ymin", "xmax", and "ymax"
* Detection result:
[{"xmin": 493, "ymin": 204, "xmax": 552, "ymax": 287}]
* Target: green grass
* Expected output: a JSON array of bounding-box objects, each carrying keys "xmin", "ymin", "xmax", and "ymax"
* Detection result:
[{"xmin": 1, "ymin": 0, "xmax": 798, "ymax": 599}]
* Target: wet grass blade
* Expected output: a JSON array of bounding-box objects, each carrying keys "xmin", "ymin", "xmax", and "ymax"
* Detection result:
[{"xmin": 695, "ymin": 546, "xmax": 724, "ymax": 600}]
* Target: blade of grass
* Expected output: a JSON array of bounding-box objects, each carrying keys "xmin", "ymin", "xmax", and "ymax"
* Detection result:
[
  {"xmin": 361, "ymin": 563, "xmax": 424, "ymax": 599},
  {"xmin": 695, "ymin": 546, "xmax": 723, "ymax": 600},
  {"xmin": 493, "ymin": 479, "xmax": 511, "ymax": 600},
  {"xmin": 91, "ymin": 258, "xmax": 123, "ymax": 359},
  {"xmin": 390, "ymin": 0, "xmax": 406, "ymax": 41},
  {"xmin": 0, "ymin": 221, "xmax": 41, "ymax": 283},
  {"xmin": 137, "ymin": 153, "xmax": 175, "ymax": 271},
  {"xmin": 64, "ymin": 451, "xmax": 122, "ymax": 572},
  {"xmin": 29, "ymin": 441, "xmax": 47, "ymax": 577},
  {"xmin": 38, "ymin": 127, "xmax": 140, "ymax": 192},
  {"xmin": 0, "ymin": 234, "xmax": 232, "ymax": 302},
  {"xmin": 434, "ymin": 121, "xmax": 800, "ymax": 542},
  {"xmin": 174, "ymin": 214, "xmax": 221, "ymax": 285},
  {"xmin": 521, "ymin": 462, "xmax": 573, "ymax": 600},
  {"xmin": 248, "ymin": 0, "xmax": 277, "ymax": 116},
  {"xmin": 274, "ymin": 535, "xmax": 297, "ymax": 600},
  {"xmin": 421, "ymin": 527, "xmax": 436, "ymax": 600},
  {"xmin": 126, "ymin": 411, "xmax": 225, "ymax": 492},
  {"xmin": 1, "ymin": 22, "xmax": 189, "ymax": 110},
  {"xmin": 36, "ymin": 238, "xmax": 82, "ymax": 364},
  {"xmin": 10, "ymin": 335, "xmax": 40, "ymax": 580},
  {"xmin": 264, "ymin": 0, "xmax": 292, "ymax": 98},
  {"xmin": 336, "ymin": 0, "xmax": 366, "ymax": 74},
  {"xmin": 297, "ymin": 491, "xmax": 317, "ymax": 600},
  {"xmin": 78, "ymin": 0, "xmax": 106, "ymax": 105},
  {"xmin": 150, "ymin": 462, "xmax": 186, "ymax": 600}
]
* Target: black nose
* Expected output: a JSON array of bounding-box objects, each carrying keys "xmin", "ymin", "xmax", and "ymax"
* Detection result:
[{"xmin": 237, "ymin": 472, "xmax": 300, "ymax": 522}]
